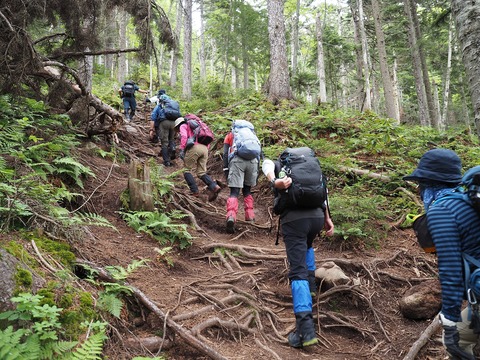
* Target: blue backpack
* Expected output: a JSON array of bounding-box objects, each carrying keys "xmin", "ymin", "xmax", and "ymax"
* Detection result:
[
  {"xmin": 163, "ymin": 98, "xmax": 181, "ymax": 120},
  {"xmin": 229, "ymin": 120, "xmax": 261, "ymax": 161}
]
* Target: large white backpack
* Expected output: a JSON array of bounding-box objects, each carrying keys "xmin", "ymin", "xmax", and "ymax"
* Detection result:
[{"xmin": 229, "ymin": 120, "xmax": 261, "ymax": 161}]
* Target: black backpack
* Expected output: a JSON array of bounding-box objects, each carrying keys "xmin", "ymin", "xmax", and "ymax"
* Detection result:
[
  {"xmin": 122, "ymin": 81, "xmax": 135, "ymax": 97},
  {"xmin": 273, "ymin": 147, "xmax": 327, "ymax": 215}
]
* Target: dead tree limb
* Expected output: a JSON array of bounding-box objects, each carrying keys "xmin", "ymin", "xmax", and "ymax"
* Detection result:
[
  {"xmin": 50, "ymin": 47, "xmax": 141, "ymax": 59},
  {"xmin": 402, "ymin": 314, "xmax": 441, "ymax": 360},
  {"xmin": 77, "ymin": 260, "xmax": 227, "ymax": 360},
  {"xmin": 338, "ymin": 165, "xmax": 391, "ymax": 183}
]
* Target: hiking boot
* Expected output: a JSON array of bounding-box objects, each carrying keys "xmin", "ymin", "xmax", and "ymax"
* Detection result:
[
  {"xmin": 163, "ymin": 161, "xmax": 173, "ymax": 167},
  {"xmin": 288, "ymin": 312, "xmax": 317, "ymax": 348},
  {"xmin": 190, "ymin": 192, "xmax": 200, "ymax": 198},
  {"xmin": 287, "ymin": 329, "xmax": 317, "ymax": 348},
  {"xmin": 226, "ymin": 216, "xmax": 235, "ymax": 234},
  {"xmin": 208, "ymin": 185, "xmax": 221, "ymax": 202}
]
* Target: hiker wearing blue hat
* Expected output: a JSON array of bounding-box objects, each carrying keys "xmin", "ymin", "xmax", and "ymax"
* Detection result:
[{"xmin": 404, "ymin": 148, "xmax": 480, "ymax": 360}]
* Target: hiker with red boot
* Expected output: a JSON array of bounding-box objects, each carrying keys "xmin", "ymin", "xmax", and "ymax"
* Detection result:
[
  {"xmin": 175, "ymin": 116, "xmax": 221, "ymax": 201},
  {"xmin": 222, "ymin": 120, "xmax": 261, "ymax": 233}
]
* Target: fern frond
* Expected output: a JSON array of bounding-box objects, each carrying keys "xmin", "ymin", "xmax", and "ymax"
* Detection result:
[
  {"xmin": 97, "ymin": 292, "xmax": 124, "ymax": 318},
  {"xmin": 71, "ymin": 332, "xmax": 106, "ymax": 360}
]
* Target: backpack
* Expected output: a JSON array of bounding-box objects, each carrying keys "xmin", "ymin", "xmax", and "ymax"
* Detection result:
[
  {"xmin": 229, "ymin": 120, "xmax": 261, "ymax": 161},
  {"xmin": 185, "ymin": 114, "xmax": 214, "ymax": 146},
  {"xmin": 273, "ymin": 147, "xmax": 327, "ymax": 215},
  {"xmin": 122, "ymin": 81, "xmax": 135, "ymax": 97},
  {"xmin": 163, "ymin": 99, "xmax": 181, "ymax": 120}
]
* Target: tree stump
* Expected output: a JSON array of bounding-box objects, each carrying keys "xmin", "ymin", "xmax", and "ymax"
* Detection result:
[{"xmin": 128, "ymin": 160, "xmax": 154, "ymax": 211}]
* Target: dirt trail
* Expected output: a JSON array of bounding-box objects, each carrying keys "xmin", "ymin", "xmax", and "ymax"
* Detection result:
[{"xmin": 73, "ymin": 108, "xmax": 446, "ymax": 360}]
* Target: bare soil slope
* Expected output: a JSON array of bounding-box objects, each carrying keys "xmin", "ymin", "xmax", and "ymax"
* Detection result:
[{"xmin": 71, "ymin": 108, "xmax": 447, "ymax": 360}]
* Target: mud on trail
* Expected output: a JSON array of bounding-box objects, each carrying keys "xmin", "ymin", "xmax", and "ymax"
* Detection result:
[{"xmin": 72, "ymin": 107, "xmax": 448, "ymax": 360}]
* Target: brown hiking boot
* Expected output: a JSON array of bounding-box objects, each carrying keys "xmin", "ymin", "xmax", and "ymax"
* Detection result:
[{"xmin": 208, "ymin": 185, "xmax": 221, "ymax": 202}]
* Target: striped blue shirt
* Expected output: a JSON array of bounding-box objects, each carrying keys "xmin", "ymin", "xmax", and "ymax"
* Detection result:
[{"xmin": 427, "ymin": 197, "xmax": 480, "ymax": 322}]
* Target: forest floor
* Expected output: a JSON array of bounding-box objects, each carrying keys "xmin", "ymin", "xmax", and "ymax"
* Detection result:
[{"xmin": 65, "ymin": 104, "xmax": 449, "ymax": 360}]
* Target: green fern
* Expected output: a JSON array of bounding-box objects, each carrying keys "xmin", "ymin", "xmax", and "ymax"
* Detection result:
[
  {"xmin": 121, "ymin": 211, "xmax": 192, "ymax": 249},
  {"xmin": 70, "ymin": 332, "xmax": 106, "ymax": 360},
  {"xmin": 105, "ymin": 259, "xmax": 149, "ymax": 281},
  {"xmin": 52, "ymin": 156, "xmax": 95, "ymax": 189},
  {"xmin": 97, "ymin": 292, "xmax": 124, "ymax": 318}
]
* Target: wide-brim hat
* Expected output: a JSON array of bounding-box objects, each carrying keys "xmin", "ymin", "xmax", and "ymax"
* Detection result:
[
  {"xmin": 174, "ymin": 117, "xmax": 185, "ymax": 128},
  {"xmin": 403, "ymin": 148, "xmax": 462, "ymax": 184}
]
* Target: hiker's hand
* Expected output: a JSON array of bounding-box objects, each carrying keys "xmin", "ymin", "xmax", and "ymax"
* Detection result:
[
  {"xmin": 324, "ymin": 216, "xmax": 334, "ymax": 236},
  {"xmin": 179, "ymin": 150, "xmax": 185, "ymax": 160},
  {"xmin": 443, "ymin": 325, "xmax": 475, "ymax": 360},
  {"xmin": 275, "ymin": 176, "xmax": 292, "ymax": 190}
]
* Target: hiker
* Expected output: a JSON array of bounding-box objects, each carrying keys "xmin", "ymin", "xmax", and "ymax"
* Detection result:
[
  {"xmin": 118, "ymin": 80, "xmax": 147, "ymax": 121},
  {"xmin": 146, "ymin": 89, "xmax": 167, "ymax": 106},
  {"xmin": 403, "ymin": 148, "xmax": 480, "ymax": 360},
  {"xmin": 174, "ymin": 116, "xmax": 221, "ymax": 201},
  {"xmin": 148, "ymin": 90, "xmax": 168, "ymax": 143},
  {"xmin": 151, "ymin": 94, "xmax": 177, "ymax": 166},
  {"xmin": 262, "ymin": 148, "xmax": 334, "ymax": 348},
  {"xmin": 222, "ymin": 120, "xmax": 262, "ymax": 233}
]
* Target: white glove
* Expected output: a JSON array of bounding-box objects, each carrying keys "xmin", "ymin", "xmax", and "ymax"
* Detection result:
[{"xmin": 262, "ymin": 159, "xmax": 275, "ymax": 177}]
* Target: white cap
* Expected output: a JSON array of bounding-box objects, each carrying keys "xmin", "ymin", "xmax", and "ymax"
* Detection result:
[{"xmin": 174, "ymin": 117, "xmax": 185, "ymax": 127}]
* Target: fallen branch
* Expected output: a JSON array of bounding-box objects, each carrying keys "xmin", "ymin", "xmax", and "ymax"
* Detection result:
[
  {"xmin": 338, "ymin": 165, "xmax": 391, "ymax": 183},
  {"xmin": 402, "ymin": 314, "xmax": 441, "ymax": 360}
]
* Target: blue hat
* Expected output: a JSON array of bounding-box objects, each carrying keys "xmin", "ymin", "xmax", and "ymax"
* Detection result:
[
  {"xmin": 403, "ymin": 149, "xmax": 462, "ymax": 184},
  {"xmin": 158, "ymin": 89, "xmax": 166, "ymax": 96}
]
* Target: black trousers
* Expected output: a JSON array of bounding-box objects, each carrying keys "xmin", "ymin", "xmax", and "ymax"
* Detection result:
[{"xmin": 281, "ymin": 217, "xmax": 323, "ymax": 282}]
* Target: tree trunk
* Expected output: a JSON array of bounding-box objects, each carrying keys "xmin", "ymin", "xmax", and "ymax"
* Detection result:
[
  {"xmin": 316, "ymin": 12, "xmax": 327, "ymax": 103},
  {"xmin": 291, "ymin": 0, "xmax": 300, "ymax": 77},
  {"xmin": 371, "ymin": 0, "xmax": 399, "ymax": 123},
  {"xmin": 128, "ymin": 160, "xmax": 154, "ymax": 212},
  {"xmin": 392, "ymin": 54, "xmax": 403, "ymax": 121},
  {"xmin": 117, "ymin": 10, "xmax": 128, "ymax": 85},
  {"xmin": 350, "ymin": 1, "xmax": 364, "ymax": 110},
  {"xmin": 183, "ymin": 0, "xmax": 193, "ymax": 100},
  {"xmin": 404, "ymin": 0, "xmax": 429, "ymax": 126},
  {"xmin": 170, "ymin": 0, "xmax": 183, "ymax": 88},
  {"xmin": 266, "ymin": 0, "xmax": 292, "ymax": 103},
  {"xmin": 441, "ymin": 14, "xmax": 454, "ymax": 130},
  {"xmin": 451, "ymin": 1, "xmax": 480, "ymax": 136},
  {"xmin": 410, "ymin": 0, "xmax": 437, "ymax": 129},
  {"xmin": 432, "ymin": 80, "xmax": 442, "ymax": 130},
  {"xmin": 357, "ymin": 0, "xmax": 372, "ymax": 111},
  {"xmin": 199, "ymin": 0, "xmax": 207, "ymax": 81}
]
